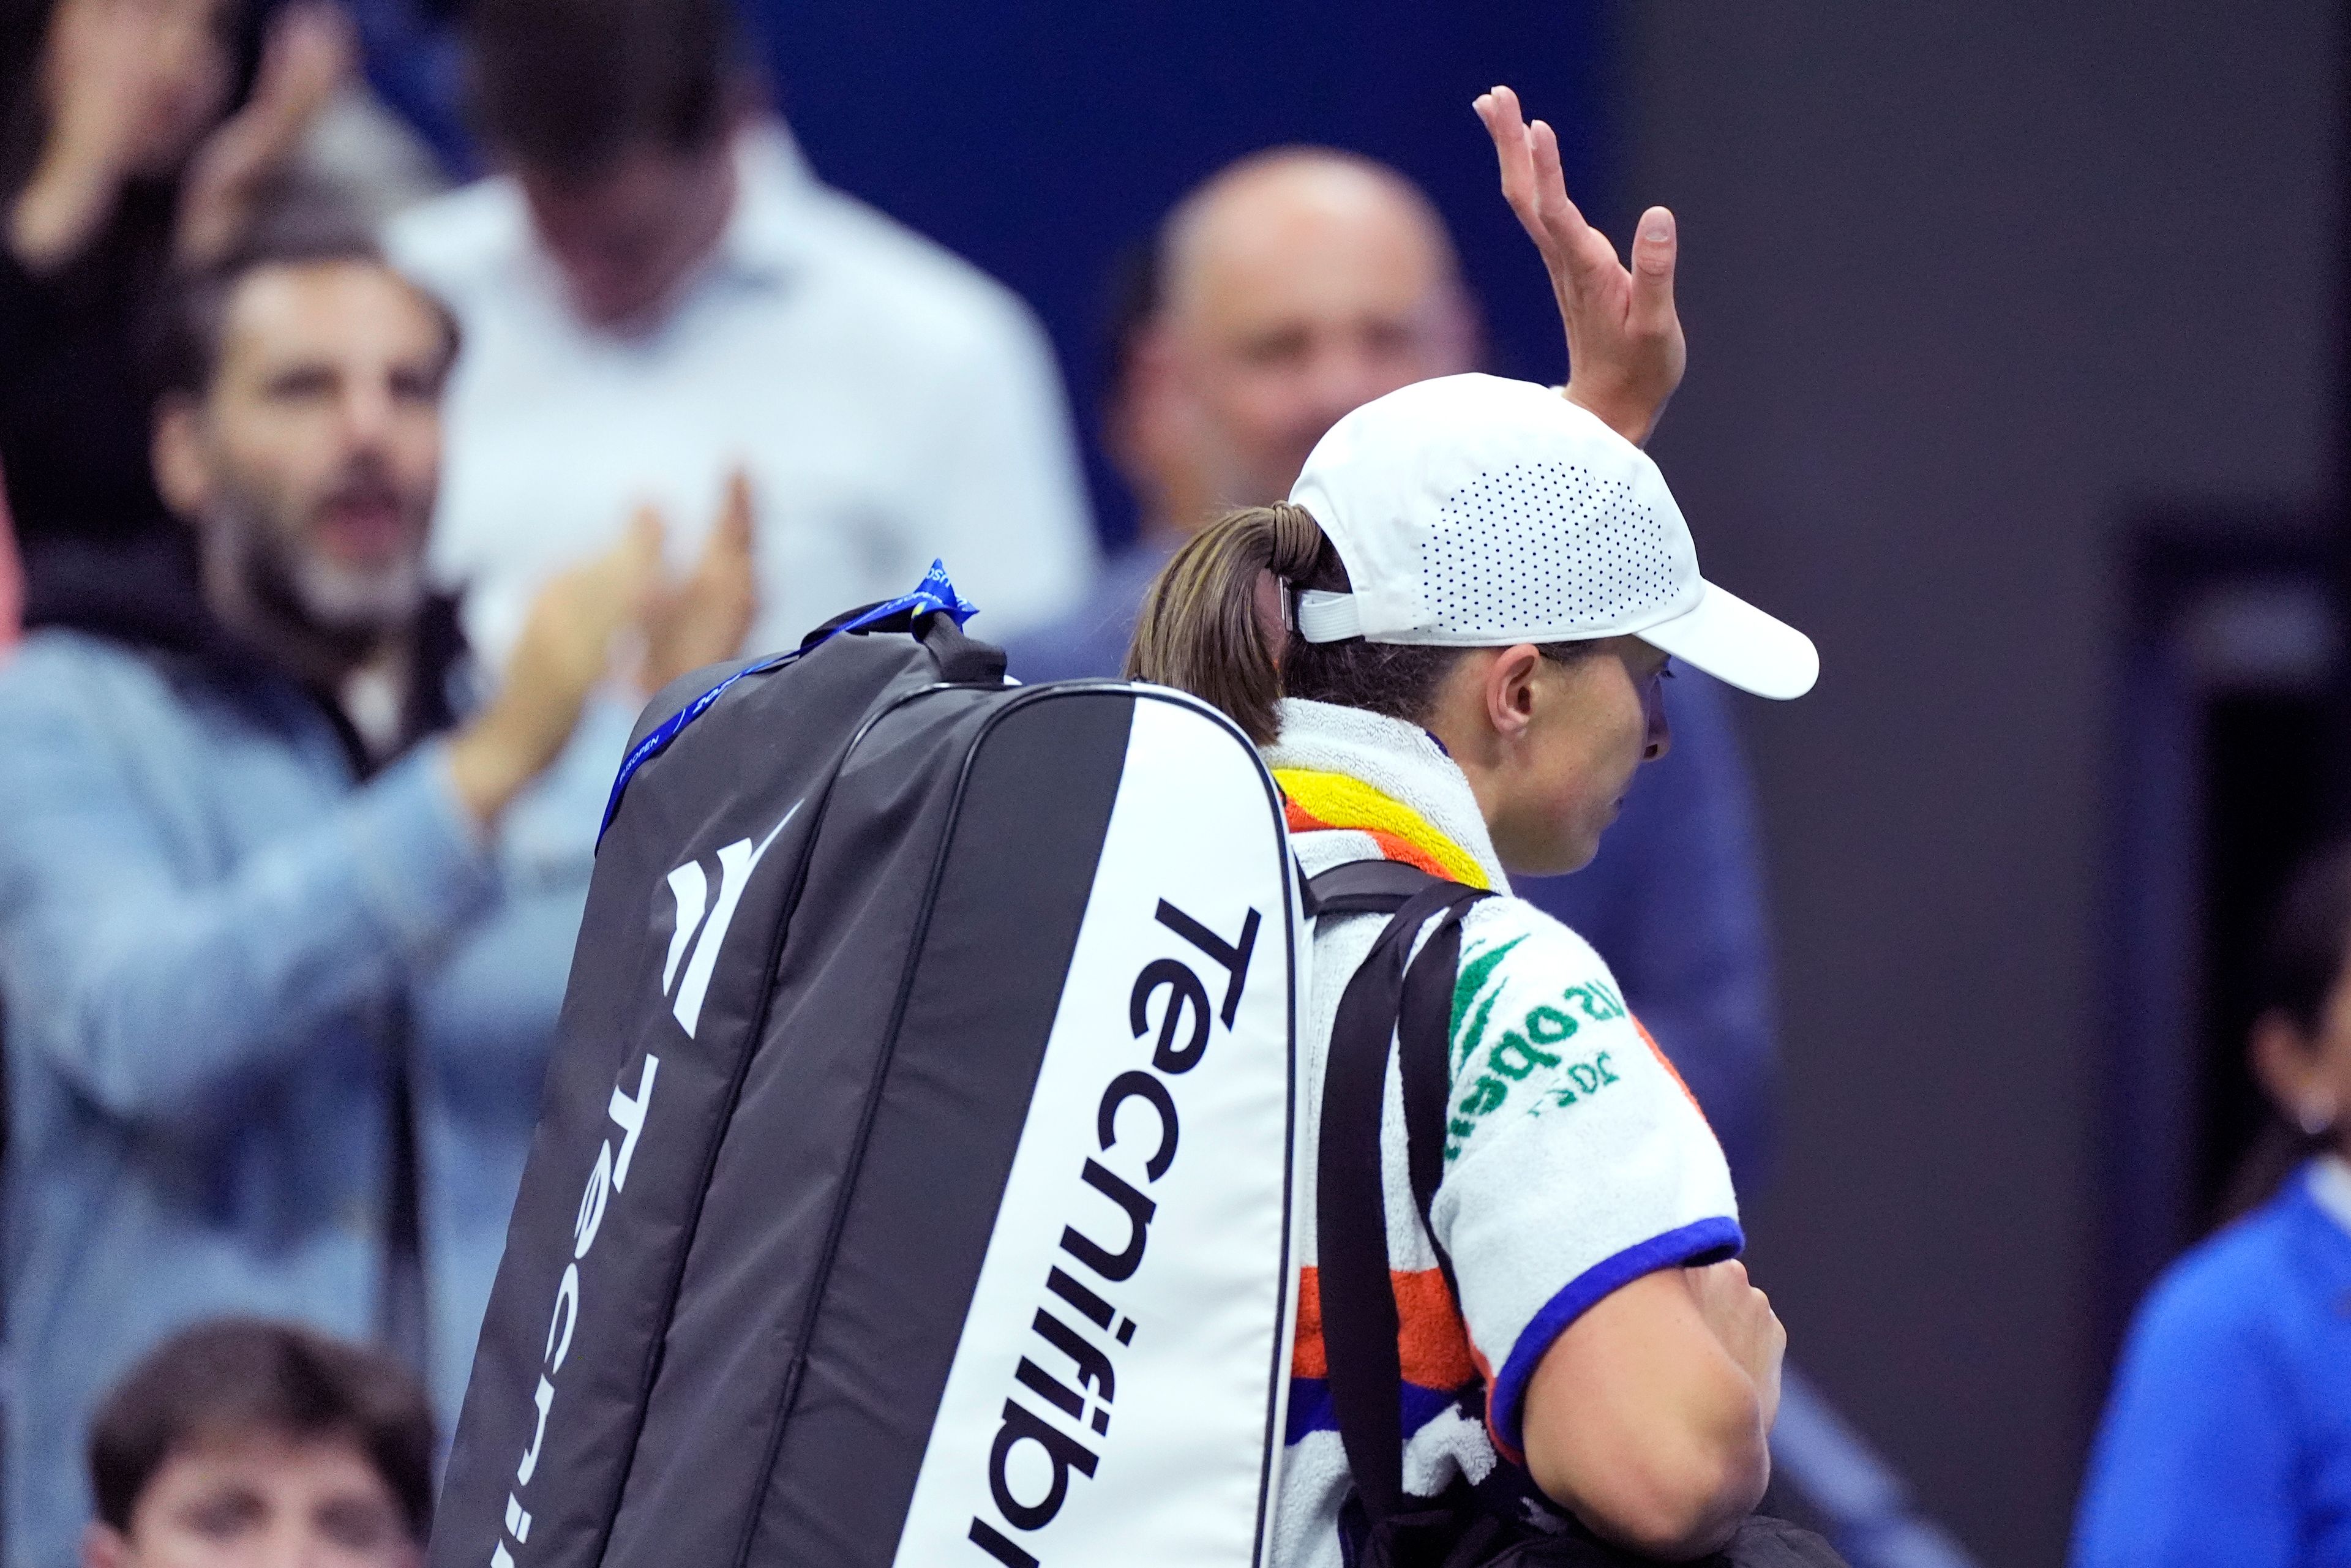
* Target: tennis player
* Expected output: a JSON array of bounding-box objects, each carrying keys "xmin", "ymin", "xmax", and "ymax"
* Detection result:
[{"xmin": 1127, "ymin": 86, "xmax": 1820, "ymax": 1564}]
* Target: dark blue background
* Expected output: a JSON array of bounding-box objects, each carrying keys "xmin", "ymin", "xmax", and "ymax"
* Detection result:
[{"xmin": 749, "ymin": 1, "xmax": 1614, "ymax": 549}]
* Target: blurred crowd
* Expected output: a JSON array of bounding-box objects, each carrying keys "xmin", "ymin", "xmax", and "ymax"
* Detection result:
[{"xmin": 0, "ymin": 0, "xmax": 2341, "ymax": 1563}]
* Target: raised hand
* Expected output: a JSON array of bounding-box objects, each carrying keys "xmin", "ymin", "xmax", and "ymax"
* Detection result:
[
  {"xmin": 9, "ymin": 0, "xmax": 178, "ymax": 269},
  {"xmin": 448, "ymin": 515, "xmax": 665, "ymax": 828},
  {"xmin": 1474, "ymin": 85, "xmax": 1685, "ymax": 447},
  {"xmin": 445, "ymin": 479, "xmax": 760, "ymax": 830},
  {"xmin": 176, "ymin": 1, "xmax": 352, "ymax": 265},
  {"xmin": 640, "ymin": 468, "xmax": 759, "ymax": 693}
]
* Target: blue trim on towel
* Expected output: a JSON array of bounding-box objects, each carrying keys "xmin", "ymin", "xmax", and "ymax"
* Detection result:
[
  {"xmin": 596, "ymin": 560, "xmax": 977, "ymax": 841},
  {"xmin": 1284, "ymin": 1376, "xmax": 1460, "ymax": 1447},
  {"xmin": 1487, "ymin": 1215, "xmax": 1745, "ymax": 1452}
]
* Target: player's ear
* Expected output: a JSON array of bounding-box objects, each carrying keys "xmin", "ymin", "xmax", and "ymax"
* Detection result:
[{"xmin": 1483, "ymin": 644, "xmax": 1545, "ymax": 741}]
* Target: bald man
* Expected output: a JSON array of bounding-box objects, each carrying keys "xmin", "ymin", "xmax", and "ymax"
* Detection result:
[
  {"xmin": 1008, "ymin": 152, "xmax": 1463, "ymax": 678},
  {"xmin": 1152, "ymin": 149, "xmax": 1474, "ymax": 522},
  {"xmin": 1006, "ymin": 147, "xmax": 1778, "ymax": 1187}
]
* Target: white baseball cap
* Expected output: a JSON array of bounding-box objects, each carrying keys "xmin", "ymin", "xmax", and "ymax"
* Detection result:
[{"xmin": 1287, "ymin": 373, "xmax": 1818, "ymax": 700}]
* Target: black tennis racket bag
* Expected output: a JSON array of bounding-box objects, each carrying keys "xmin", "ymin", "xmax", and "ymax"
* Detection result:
[{"xmin": 430, "ymin": 573, "xmax": 1303, "ymax": 1568}]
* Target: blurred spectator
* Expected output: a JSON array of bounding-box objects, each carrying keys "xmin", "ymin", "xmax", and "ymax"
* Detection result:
[
  {"xmin": 82, "ymin": 1318, "xmax": 430, "ymax": 1568},
  {"xmin": 0, "ymin": 0, "xmax": 348, "ymax": 618},
  {"xmin": 1007, "ymin": 149, "xmax": 1779, "ymax": 1184},
  {"xmin": 2072, "ymin": 843, "xmax": 2351, "ymax": 1568},
  {"xmin": 0, "ymin": 223, "xmax": 749, "ymax": 1566},
  {"xmin": 1007, "ymin": 152, "xmax": 1470, "ymax": 681},
  {"xmin": 386, "ymin": 0, "xmax": 1093, "ymax": 678}
]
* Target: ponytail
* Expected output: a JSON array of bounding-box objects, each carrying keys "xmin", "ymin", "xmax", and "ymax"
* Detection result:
[
  {"xmin": 1126, "ymin": 502, "xmax": 1322, "ymax": 746},
  {"xmin": 1128, "ymin": 500, "xmax": 1580, "ymax": 746}
]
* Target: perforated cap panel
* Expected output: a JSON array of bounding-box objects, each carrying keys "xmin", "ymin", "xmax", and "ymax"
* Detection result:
[{"xmin": 1422, "ymin": 460, "xmax": 1684, "ymax": 634}]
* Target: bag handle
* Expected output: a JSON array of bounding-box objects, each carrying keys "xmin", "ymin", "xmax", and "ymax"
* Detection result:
[
  {"xmin": 912, "ymin": 608, "xmax": 1008, "ymax": 684},
  {"xmin": 1311, "ymin": 865, "xmax": 1488, "ymax": 1527},
  {"xmin": 796, "ymin": 600, "xmax": 1007, "ymax": 686}
]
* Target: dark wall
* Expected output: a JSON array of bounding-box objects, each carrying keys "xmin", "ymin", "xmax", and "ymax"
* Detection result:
[
  {"xmin": 1624, "ymin": 5, "xmax": 2341, "ymax": 1563},
  {"xmin": 751, "ymin": 0, "xmax": 1614, "ymax": 549}
]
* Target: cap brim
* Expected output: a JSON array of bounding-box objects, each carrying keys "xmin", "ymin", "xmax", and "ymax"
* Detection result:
[{"xmin": 1637, "ymin": 580, "xmax": 1818, "ymax": 699}]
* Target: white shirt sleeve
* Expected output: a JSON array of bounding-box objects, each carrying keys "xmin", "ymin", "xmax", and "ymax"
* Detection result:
[
  {"xmin": 1430, "ymin": 897, "xmax": 1743, "ymax": 1454},
  {"xmin": 901, "ymin": 291, "xmax": 1097, "ymax": 640}
]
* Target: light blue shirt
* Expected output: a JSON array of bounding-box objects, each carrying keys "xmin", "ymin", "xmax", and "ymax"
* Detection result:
[
  {"xmin": 2074, "ymin": 1159, "xmax": 2351, "ymax": 1568},
  {"xmin": 0, "ymin": 626, "xmax": 587, "ymax": 1568}
]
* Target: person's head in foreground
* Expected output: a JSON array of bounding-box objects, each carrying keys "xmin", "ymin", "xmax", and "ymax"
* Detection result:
[
  {"xmin": 465, "ymin": 0, "xmax": 748, "ymax": 331},
  {"xmin": 83, "ymin": 1319, "xmax": 432, "ymax": 1568},
  {"xmin": 151, "ymin": 216, "xmax": 456, "ymax": 688},
  {"xmin": 1130, "ymin": 370, "xmax": 1817, "ymax": 877},
  {"xmin": 1119, "ymin": 148, "xmax": 1474, "ymax": 538}
]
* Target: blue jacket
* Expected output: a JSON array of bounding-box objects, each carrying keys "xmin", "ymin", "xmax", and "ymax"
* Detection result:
[
  {"xmin": 0, "ymin": 614, "xmax": 588, "ymax": 1567},
  {"xmin": 1007, "ymin": 548, "xmax": 1779, "ymax": 1188},
  {"xmin": 2074, "ymin": 1161, "xmax": 2351, "ymax": 1568}
]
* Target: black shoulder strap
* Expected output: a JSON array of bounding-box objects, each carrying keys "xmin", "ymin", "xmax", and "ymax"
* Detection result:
[
  {"xmin": 1397, "ymin": 914, "xmax": 1467, "ymax": 1245},
  {"xmin": 1313, "ymin": 865, "xmax": 1490, "ymax": 1527},
  {"xmin": 1307, "ymin": 858, "xmax": 1448, "ymax": 919},
  {"xmin": 1308, "ymin": 859, "xmax": 1469, "ymax": 1238},
  {"xmin": 1309, "ymin": 858, "xmax": 1484, "ymax": 1238}
]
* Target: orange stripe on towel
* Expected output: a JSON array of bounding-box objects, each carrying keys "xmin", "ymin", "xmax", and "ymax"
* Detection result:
[
  {"xmin": 1635, "ymin": 1015, "xmax": 1711, "ymax": 1125},
  {"xmin": 1284, "ymin": 799, "xmax": 1455, "ymax": 883},
  {"xmin": 1292, "ymin": 1264, "xmax": 1477, "ymax": 1392},
  {"xmin": 1275, "ymin": 768, "xmax": 1490, "ymax": 888}
]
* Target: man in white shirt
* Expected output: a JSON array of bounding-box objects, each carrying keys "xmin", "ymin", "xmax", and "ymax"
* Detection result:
[{"xmin": 384, "ymin": 0, "xmax": 1094, "ymax": 678}]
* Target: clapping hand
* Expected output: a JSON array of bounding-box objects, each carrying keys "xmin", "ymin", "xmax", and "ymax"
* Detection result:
[
  {"xmin": 176, "ymin": 1, "xmax": 352, "ymax": 265},
  {"xmin": 448, "ymin": 515, "xmax": 664, "ymax": 828},
  {"xmin": 447, "ymin": 480, "xmax": 760, "ymax": 829},
  {"xmin": 1474, "ymin": 85, "xmax": 1685, "ymax": 447},
  {"xmin": 640, "ymin": 468, "xmax": 759, "ymax": 694},
  {"xmin": 10, "ymin": 0, "xmax": 201, "ymax": 269}
]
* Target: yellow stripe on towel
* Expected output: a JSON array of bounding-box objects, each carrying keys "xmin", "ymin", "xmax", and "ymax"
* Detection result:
[{"xmin": 1274, "ymin": 768, "xmax": 1491, "ymax": 890}]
